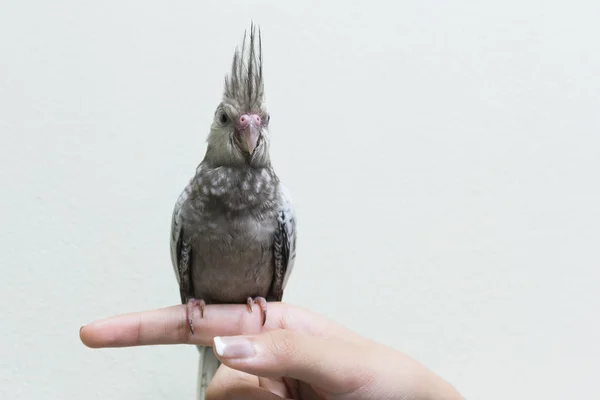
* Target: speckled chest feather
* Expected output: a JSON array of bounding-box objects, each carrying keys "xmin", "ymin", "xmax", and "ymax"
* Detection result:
[{"xmin": 180, "ymin": 164, "xmax": 281, "ymax": 303}]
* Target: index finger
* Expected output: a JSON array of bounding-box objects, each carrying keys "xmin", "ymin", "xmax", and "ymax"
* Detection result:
[{"xmin": 79, "ymin": 302, "xmax": 348, "ymax": 348}]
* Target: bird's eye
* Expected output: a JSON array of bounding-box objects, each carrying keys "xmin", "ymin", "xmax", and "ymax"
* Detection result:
[
  {"xmin": 266, "ymin": 113, "xmax": 271, "ymax": 123},
  {"xmin": 219, "ymin": 112, "xmax": 229, "ymax": 124}
]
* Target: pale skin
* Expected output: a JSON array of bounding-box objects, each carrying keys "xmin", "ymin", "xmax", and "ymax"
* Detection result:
[{"xmin": 80, "ymin": 303, "xmax": 463, "ymax": 400}]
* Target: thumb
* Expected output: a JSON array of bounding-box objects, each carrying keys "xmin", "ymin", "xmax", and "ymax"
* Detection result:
[{"xmin": 212, "ymin": 329, "xmax": 377, "ymax": 394}]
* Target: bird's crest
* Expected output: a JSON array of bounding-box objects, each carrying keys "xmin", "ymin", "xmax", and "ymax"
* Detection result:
[{"xmin": 224, "ymin": 22, "xmax": 265, "ymax": 112}]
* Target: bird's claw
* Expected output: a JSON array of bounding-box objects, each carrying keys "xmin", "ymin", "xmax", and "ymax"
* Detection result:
[
  {"xmin": 246, "ymin": 296, "xmax": 268, "ymax": 326},
  {"xmin": 186, "ymin": 298, "xmax": 206, "ymax": 335}
]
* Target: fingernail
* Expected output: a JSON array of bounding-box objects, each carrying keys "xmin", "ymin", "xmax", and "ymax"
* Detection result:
[{"xmin": 213, "ymin": 336, "xmax": 255, "ymax": 359}]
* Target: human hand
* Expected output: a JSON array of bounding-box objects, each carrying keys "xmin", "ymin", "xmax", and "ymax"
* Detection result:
[{"xmin": 80, "ymin": 302, "xmax": 462, "ymax": 399}]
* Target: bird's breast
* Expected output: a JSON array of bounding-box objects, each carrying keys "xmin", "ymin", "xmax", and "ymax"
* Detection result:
[{"xmin": 189, "ymin": 210, "xmax": 278, "ymax": 304}]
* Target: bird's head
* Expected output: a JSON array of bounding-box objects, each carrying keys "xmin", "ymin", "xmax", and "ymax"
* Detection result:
[{"xmin": 204, "ymin": 23, "xmax": 271, "ymax": 168}]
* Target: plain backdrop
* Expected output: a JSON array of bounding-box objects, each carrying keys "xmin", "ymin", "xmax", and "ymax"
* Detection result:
[{"xmin": 1, "ymin": 1, "xmax": 599, "ymax": 399}]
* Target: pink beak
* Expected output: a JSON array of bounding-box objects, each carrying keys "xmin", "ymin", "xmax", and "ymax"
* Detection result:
[{"xmin": 237, "ymin": 114, "xmax": 262, "ymax": 154}]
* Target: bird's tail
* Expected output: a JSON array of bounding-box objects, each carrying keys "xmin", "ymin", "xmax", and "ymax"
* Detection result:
[{"xmin": 196, "ymin": 345, "xmax": 221, "ymax": 400}]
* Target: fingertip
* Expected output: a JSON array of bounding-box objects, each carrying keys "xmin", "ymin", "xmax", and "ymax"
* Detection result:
[
  {"xmin": 79, "ymin": 316, "xmax": 136, "ymax": 348},
  {"xmin": 79, "ymin": 323, "xmax": 100, "ymax": 348},
  {"xmin": 79, "ymin": 325, "xmax": 86, "ymax": 344}
]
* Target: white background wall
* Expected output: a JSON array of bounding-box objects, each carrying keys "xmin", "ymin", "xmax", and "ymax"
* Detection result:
[{"xmin": 2, "ymin": 1, "xmax": 599, "ymax": 399}]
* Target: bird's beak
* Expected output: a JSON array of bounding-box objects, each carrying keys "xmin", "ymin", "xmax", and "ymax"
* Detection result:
[
  {"xmin": 242, "ymin": 124, "xmax": 260, "ymax": 155},
  {"xmin": 237, "ymin": 114, "xmax": 262, "ymax": 155}
]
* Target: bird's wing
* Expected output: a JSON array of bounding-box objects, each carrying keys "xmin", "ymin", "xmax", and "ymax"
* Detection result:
[
  {"xmin": 269, "ymin": 183, "xmax": 297, "ymax": 301},
  {"xmin": 172, "ymin": 181, "xmax": 221, "ymax": 389},
  {"xmin": 170, "ymin": 184, "xmax": 195, "ymax": 304}
]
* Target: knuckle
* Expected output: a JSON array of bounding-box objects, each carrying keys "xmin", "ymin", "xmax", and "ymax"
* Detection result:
[
  {"xmin": 278, "ymin": 305, "xmax": 297, "ymax": 330},
  {"xmin": 235, "ymin": 308, "xmax": 260, "ymax": 335},
  {"xmin": 133, "ymin": 315, "xmax": 143, "ymax": 346},
  {"xmin": 266, "ymin": 329, "xmax": 298, "ymax": 362},
  {"xmin": 177, "ymin": 309, "xmax": 193, "ymax": 344}
]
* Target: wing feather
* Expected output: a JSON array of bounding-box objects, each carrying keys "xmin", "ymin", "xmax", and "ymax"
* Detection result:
[
  {"xmin": 269, "ymin": 184, "xmax": 297, "ymax": 300},
  {"xmin": 170, "ymin": 185, "xmax": 195, "ymax": 303}
]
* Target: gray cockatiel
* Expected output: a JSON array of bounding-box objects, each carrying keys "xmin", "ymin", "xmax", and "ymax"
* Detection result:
[{"xmin": 169, "ymin": 24, "xmax": 297, "ymax": 399}]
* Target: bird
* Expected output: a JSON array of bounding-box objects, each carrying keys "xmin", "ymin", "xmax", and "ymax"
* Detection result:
[{"xmin": 169, "ymin": 23, "xmax": 297, "ymax": 399}]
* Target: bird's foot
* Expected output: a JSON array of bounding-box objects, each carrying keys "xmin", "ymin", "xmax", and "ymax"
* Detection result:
[
  {"xmin": 246, "ymin": 296, "xmax": 268, "ymax": 326},
  {"xmin": 186, "ymin": 298, "xmax": 206, "ymax": 335}
]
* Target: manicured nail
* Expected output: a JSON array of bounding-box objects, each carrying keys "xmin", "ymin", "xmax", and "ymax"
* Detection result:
[{"xmin": 213, "ymin": 336, "xmax": 255, "ymax": 359}]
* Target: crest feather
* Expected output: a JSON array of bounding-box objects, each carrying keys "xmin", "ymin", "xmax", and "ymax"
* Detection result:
[{"xmin": 224, "ymin": 22, "xmax": 264, "ymax": 111}]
